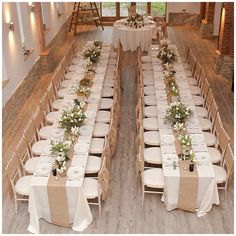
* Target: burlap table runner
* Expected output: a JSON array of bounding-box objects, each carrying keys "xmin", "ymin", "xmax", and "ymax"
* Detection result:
[{"xmin": 177, "ymin": 160, "xmax": 198, "ymax": 212}]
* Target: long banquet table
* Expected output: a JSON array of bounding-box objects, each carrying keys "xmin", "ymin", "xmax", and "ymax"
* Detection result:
[
  {"xmin": 149, "ymin": 44, "xmax": 220, "ymax": 216},
  {"xmin": 28, "ymin": 42, "xmax": 111, "ymax": 233},
  {"xmin": 112, "ymin": 19, "xmax": 156, "ymax": 52}
]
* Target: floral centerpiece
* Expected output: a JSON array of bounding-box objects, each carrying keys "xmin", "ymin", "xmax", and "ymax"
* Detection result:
[
  {"xmin": 93, "ymin": 40, "xmax": 103, "ymax": 48},
  {"xmin": 83, "ymin": 59, "xmax": 96, "ymax": 73},
  {"xmin": 178, "ymin": 134, "xmax": 192, "ymax": 158},
  {"xmin": 124, "ymin": 13, "xmax": 145, "ymax": 28},
  {"xmin": 82, "ymin": 44, "xmax": 101, "ymax": 64},
  {"xmin": 59, "ymin": 105, "xmax": 86, "ymax": 132},
  {"xmin": 71, "ymin": 84, "xmax": 91, "ymax": 97},
  {"xmin": 50, "ymin": 140, "xmax": 71, "ymax": 174},
  {"xmin": 80, "ymin": 77, "xmax": 93, "ymax": 88},
  {"xmin": 165, "ymin": 101, "xmax": 193, "ymax": 125},
  {"xmin": 157, "ymin": 43, "xmax": 178, "ymax": 64}
]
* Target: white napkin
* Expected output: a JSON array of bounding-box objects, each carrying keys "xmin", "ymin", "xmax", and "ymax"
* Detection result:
[{"xmin": 34, "ymin": 163, "xmax": 52, "ymax": 177}]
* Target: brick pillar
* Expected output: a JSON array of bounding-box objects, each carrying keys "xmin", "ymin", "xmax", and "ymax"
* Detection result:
[
  {"xmin": 214, "ymin": 3, "xmax": 234, "ymax": 81},
  {"xmin": 34, "ymin": 3, "xmax": 46, "ymax": 52},
  {"xmin": 199, "ymin": 2, "xmax": 215, "ymax": 38}
]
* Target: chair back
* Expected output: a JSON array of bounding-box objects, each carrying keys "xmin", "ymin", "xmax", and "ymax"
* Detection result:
[
  {"xmin": 98, "ymin": 157, "xmax": 110, "ymax": 201},
  {"xmin": 212, "ymin": 112, "xmax": 223, "ymax": 138},
  {"xmin": 208, "ymin": 98, "xmax": 219, "ymax": 126},
  {"xmin": 32, "ymin": 106, "xmax": 45, "ymax": 139},
  {"xmin": 5, "ymin": 154, "xmax": 22, "ymax": 193},
  {"xmin": 46, "ymin": 82, "xmax": 57, "ymax": 110},
  {"xmin": 15, "ymin": 136, "xmax": 31, "ymax": 172},
  {"xmin": 201, "ymin": 78, "xmax": 210, "ymax": 99},
  {"xmin": 217, "ymin": 126, "xmax": 230, "ymax": 159},
  {"xmin": 223, "ymin": 145, "xmax": 234, "ymax": 184},
  {"xmin": 188, "ymin": 49, "xmax": 197, "ymax": 75},
  {"xmin": 52, "ymin": 66, "xmax": 62, "ymax": 92},
  {"xmin": 193, "ymin": 61, "xmax": 202, "ymax": 81},
  {"xmin": 204, "ymin": 88, "xmax": 213, "ymax": 110},
  {"xmin": 39, "ymin": 92, "xmax": 51, "ymax": 119},
  {"xmin": 24, "ymin": 119, "xmax": 38, "ymax": 153}
]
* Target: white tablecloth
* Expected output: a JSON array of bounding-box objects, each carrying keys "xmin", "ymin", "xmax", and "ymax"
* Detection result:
[
  {"xmin": 112, "ymin": 19, "xmax": 156, "ymax": 52},
  {"xmin": 28, "ymin": 44, "xmax": 111, "ymax": 233},
  {"xmin": 150, "ymin": 45, "xmax": 220, "ymax": 216}
]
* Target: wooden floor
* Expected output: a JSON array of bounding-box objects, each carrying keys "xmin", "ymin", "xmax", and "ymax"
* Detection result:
[{"xmin": 2, "ymin": 25, "xmax": 234, "ymax": 233}]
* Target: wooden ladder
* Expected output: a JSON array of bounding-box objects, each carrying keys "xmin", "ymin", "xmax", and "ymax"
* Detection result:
[{"xmin": 69, "ymin": 2, "xmax": 104, "ymax": 36}]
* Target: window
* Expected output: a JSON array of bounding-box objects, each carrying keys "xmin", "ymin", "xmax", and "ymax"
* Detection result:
[
  {"xmin": 136, "ymin": 3, "xmax": 147, "ymax": 15},
  {"xmin": 151, "ymin": 3, "xmax": 166, "ymax": 17},
  {"xmin": 101, "ymin": 2, "xmax": 116, "ymax": 17},
  {"xmin": 120, "ymin": 2, "xmax": 131, "ymax": 17}
]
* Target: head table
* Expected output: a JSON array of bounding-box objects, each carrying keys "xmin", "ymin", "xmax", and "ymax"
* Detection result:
[
  {"xmin": 28, "ymin": 43, "xmax": 111, "ymax": 233},
  {"xmin": 149, "ymin": 44, "xmax": 220, "ymax": 216},
  {"xmin": 112, "ymin": 18, "xmax": 156, "ymax": 52}
]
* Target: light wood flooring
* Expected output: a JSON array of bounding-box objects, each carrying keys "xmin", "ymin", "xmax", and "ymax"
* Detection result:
[{"xmin": 2, "ymin": 25, "xmax": 234, "ymax": 233}]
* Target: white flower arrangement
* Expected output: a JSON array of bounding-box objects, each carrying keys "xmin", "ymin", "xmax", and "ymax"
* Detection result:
[
  {"xmin": 165, "ymin": 101, "xmax": 194, "ymax": 125},
  {"xmin": 178, "ymin": 134, "xmax": 192, "ymax": 147},
  {"xmin": 81, "ymin": 44, "xmax": 102, "ymax": 63},
  {"xmin": 70, "ymin": 84, "xmax": 91, "ymax": 97},
  {"xmin": 157, "ymin": 43, "xmax": 177, "ymax": 64},
  {"xmin": 124, "ymin": 13, "xmax": 145, "ymax": 28},
  {"xmin": 173, "ymin": 122, "xmax": 185, "ymax": 132}
]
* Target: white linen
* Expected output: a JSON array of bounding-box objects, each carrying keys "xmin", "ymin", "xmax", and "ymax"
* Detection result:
[
  {"xmin": 112, "ymin": 19, "xmax": 156, "ymax": 52},
  {"xmin": 150, "ymin": 46, "xmax": 220, "ymax": 216},
  {"xmin": 28, "ymin": 44, "xmax": 111, "ymax": 233}
]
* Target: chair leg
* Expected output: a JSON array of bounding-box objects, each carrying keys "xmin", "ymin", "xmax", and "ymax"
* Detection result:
[
  {"xmin": 98, "ymin": 196, "xmax": 102, "ymax": 219},
  {"xmin": 14, "ymin": 198, "xmax": 18, "ymax": 214},
  {"xmin": 142, "ymin": 185, "xmax": 144, "ymax": 206}
]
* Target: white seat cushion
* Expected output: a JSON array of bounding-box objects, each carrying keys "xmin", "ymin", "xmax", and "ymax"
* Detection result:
[
  {"xmin": 142, "ymin": 64, "xmax": 153, "ymax": 71},
  {"xmin": 61, "ymin": 80, "xmax": 72, "ymax": 88},
  {"xmin": 144, "ymin": 95, "xmax": 157, "ymax": 106},
  {"xmin": 102, "ymin": 87, "xmax": 114, "ymax": 98},
  {"xmin": 144, "ymin": 131, "xmax": 160, "ymax": 146},
  {"xmin": 143, "ymin": 168, "xmax": 164, "ymax": 188},
  {"xmin": 203, "ymin": 132, "xmax": 217, "ymax": 147},
  {"xmin": 184, "ymin": 69, "xmax": 192, "ymax": 77},
  {"xmin": 57, "ymin": 88, "xmax": 68, "ymax": 98},
  {"xmin": 199, "ymin": 118, "xmax": 212, "ymax": 131},
  {"xmin": 143, "ymin": 77, "xmax": 154, "ymax": 86},
  {"xmin": 32, "ymin": 140, "xmax": 52, "ymax": 156},
  {"xmin": 190, "ymin": 85, "xmax": 201, "ymax": 95},
  {"xmin": 144, "ymin": 86, "xmax": 155, "ymax": 95},
  {"xmin": 141, "ymin": 56, "xmax": 152, "ymax": 63},
  {"xmin": 144, "ymin": 147, "xmax": 162, "ymax": 164},
  {"xmin": 192, "ymin": 95, "xmax": 204, "ymax": 106},
  {"xmin": 15, "ymin": 176, "xmax": 32, "ymax": 196},
  {"xmin": 103, "ymin": 79, "xmax": 114, "ymax": 88},
  {"xmin": 144, "ymin": 106, "xmax": 157, "ymax": 117},
  {"xmin": 143, "ymin": 118, "xmax": 159, "ymax": 131},
  {"xmin": 213, "ymin": 165, "xmax": 227, "ymax": 184},
  {"xmin": 93, "ymin": 123, "xmax": 109, "ymax": 137},
  {"xmin": 96, "ymin": 110, "xmax": 111, "ymax": 123},
  {"xmin": 24, "ymin": 157, "xmax": 41, "ymax": 174},
  {"xmin": 39, "ymin": 126, "xmax": 64, "ymax": 140},
  {"xmin": 143, "ymin": 70, "xmax": 153, "ymax": 77},
  {"xmin": 187, "ymin": 77, "xmax": 198, "ymax": 86},
  {"xmin": 90, "ymin": 138, "xmax": 105, "ymax": 154},
  {"xmin": 52, "ymin": 99, "xmax": 63, "ymax": 110},
  {"xmin": 100, "ymin": 98, "xmax": 113, "ymax": 110},
  {"xmin": 83, "ymin": 178, "xmax": 99, "ymax": 199},
  {"xmin": 196, "ymin": 106, "xmax": 208, "ymax": 118},
  {"xmin": 85, "ymin": 156, "xmax": 102, "ymax": 174},
  {"xmin": 108, "ymin": 58, "xmax": 117, "ymax": 65},
  {"xmin": 46, "ymin": 111, "xmax": 60, "ymax": 124},
  {"xmin": 208, "ymin": 147, "xmax": 222, "ymax": 164}
]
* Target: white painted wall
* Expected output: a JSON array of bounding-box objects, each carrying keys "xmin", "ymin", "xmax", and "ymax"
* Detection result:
[
  {"xmin": 166, "ymin": 2, "xmax": 201, "ymax": 22},
  {"xmin": 213, "ymin": 2, "xmax": 222, "ymax": 36},
  {"xmin": 2, "ymin": 2, "xmax": 73, "ymax": 106}
]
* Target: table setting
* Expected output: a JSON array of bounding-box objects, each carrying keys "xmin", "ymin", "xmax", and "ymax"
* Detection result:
[
  {"xmin": 150, "ymin": 41, "xmax": 220, "ymax": 216},
  {"xmin": 28, "ymin": 40, "xmax": 112, "ymax": 233}
]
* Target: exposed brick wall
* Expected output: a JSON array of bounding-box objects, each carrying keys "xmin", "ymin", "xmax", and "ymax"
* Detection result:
[
  {"xmin": 40, "ymin": 15, "xmax": 72, "ymax": 73},
  {"xmin": 218, "ymin": 3, "xmax": 234, "ymax": 58},
  {"xmin": 205, "ymin": 2, "xmax": 215, "ymax": 24},
  {"xmin": 2, "ymin": 59, "xmax": 42, "ymax": 134}
]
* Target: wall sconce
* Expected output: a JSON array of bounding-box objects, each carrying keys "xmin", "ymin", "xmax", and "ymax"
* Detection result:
[
  {"xmin": 9, "ymin": 22, "xmax": 14, "ymax": 31},
  {"xmin": 29, "ymin": 2, "xmax": 35, "ymax": 12}
]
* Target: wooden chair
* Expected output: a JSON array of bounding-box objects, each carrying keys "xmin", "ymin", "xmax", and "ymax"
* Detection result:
[
  {"xmin": 32, "ymin": 106, "xmax": 46, "ymax": 140},
  {"xmin": 208, "ymin": 125, "xmax": 230, "ymax": 164},
  {"xmin": 46, "ymin": 82, "xmax": 63, "ymax": 111},
  {"xmin": 213, "ymin": 144, "xmax": 234, "ymax": 198},
  {"xmin": 5, "ymin": 153, "xmax": 32, "ymax": 214}
]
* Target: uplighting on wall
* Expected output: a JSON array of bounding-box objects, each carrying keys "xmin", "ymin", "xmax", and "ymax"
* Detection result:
[
  {"xmin": 9, "ymin": 22, "xmax": 14, "ymax": 31},
  {"xmin": 29, "ymin": 2, "xmax": 35, "ymax": 12}
]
